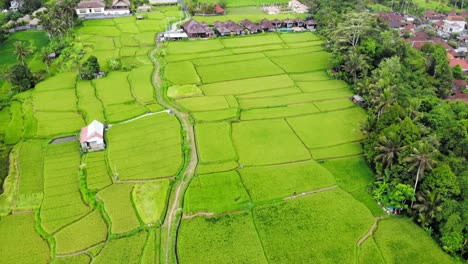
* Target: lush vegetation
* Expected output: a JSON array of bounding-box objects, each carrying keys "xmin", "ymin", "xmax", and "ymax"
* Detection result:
[{"xmin": 310, "ymin": 0, "xmax": 467, "ymax": 258}]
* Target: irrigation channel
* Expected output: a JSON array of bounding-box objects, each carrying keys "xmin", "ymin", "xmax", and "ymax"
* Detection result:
[{"xmin": 150, "ymin": 10, "xmax": 195, "ymax": 264}]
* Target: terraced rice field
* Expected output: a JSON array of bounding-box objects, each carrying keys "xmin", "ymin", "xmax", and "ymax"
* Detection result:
[
  {"xmin": 0, "ymin": 7, "xmax": 457, "ymax": 264},
  {"xmin": 161, "ymin": 32, "xmax": 457, "ymax": 263},
  {"xmin": 0, "ymin": 7, "xmax": 179, "ymax": 263}
]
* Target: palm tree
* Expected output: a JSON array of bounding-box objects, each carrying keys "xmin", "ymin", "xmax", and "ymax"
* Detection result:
[
  {"xmin": 375, "ymin": 134, "xmax": 403, "ymax": 169},
  {"xmin": 370, "ymin": 87, "xmax": 395, "ymax": 119},
  {"xmin": 343, "ymin": 50, "xmax": 369, "ymax": 84},
  {"xmin": 14, "ymin": 41, "xmax": 31, "ymax": 65},
  {"xmin": 404, "ymin": 141, "xmax": 437, "ymax": 206},
  {"xmin": 40, "ymin": 48, "xmax": 53, "ymax": 74},
  {"xmin": 413, "ymin": 190, "xmax": 443, "ymax": 228}
]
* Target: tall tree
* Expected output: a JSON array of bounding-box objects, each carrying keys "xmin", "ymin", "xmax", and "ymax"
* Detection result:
[
  {"xmin": 14, "ymin": 41, "xmax": 31, "ymax": 65},
  {"xmin": 404, "ymin": 141, "xmax": 438, "ymax": 202},
  {"xmin": 375, "ymin": 133, "xmax": 403, "ymax": 169},
  {"xmin": 413, "ymin": 190, "xmax": 443, "ymax": 228},
  {"xmin": 40, "ymin": 48, "xmax": 53, "ymax": 74},
  {"xmin": 331, "ymin": 12, "xmax": 377, "ymax": 52},
  {"xmin": 343, "ymin": 49, "xmax": 369, "ymax": 84}
]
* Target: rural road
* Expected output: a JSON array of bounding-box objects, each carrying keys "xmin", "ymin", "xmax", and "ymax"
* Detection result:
[{"xmin": 150, "ymin": 11, "xmax": 197, "ymax": 263}]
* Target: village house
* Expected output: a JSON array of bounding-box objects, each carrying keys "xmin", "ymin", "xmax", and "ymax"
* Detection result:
[
  {"xmin": 136, "ymin": 4, "xmax": 151, "ymax": 13},
  {"xmin": 271, "ymin": 19, "xmax": 282, "ymax": 28},
  {"xmin": 423, "ymin": 10, "xmax": 445, "ymax": 22},
  {"xmin": 224, "ymin": 20, "xmax": 243, "ymax": 35},
  {"xmin": 182, "ymin": 19, "xmax": 214, "ymax": 38},
  {"xmin": 305, "ymin": 19, "xmax": 317, "ymax": 30},
  {"xmin": 450, "ymin": 59, "xmax": 468, "ymax": 72},
  {"xmin": 80, "ymin": 120, "xmax": 105, "ymax": 152},
  {"xmin": 75, "ymin": 0, "xmax": 130, "ymax": 18},
  {"xmin": 214, "ymin": 4, "xmax": 225, "ymax": 15},
  {"xmin": 294, "ymin": 18, "xmax": 304, "ymax": 27},
  {"xmin": 443, "ymin": 16, "xmax": 467, "ymax": 34},
  {"xmin": 213, "ymin": 21, "xmax": 231, "ymax": 36},
  {"xmin": 259, "ymin": 19, "xmax": 275, "ymax": 32},
  {"xmin": 283, "ymin": 18, "xmax": 294, "ymax": 28},
  {"xmin": 239, "ymin": 19, "xmax": 260, "ymax": 34},
  {"xmin": 378, "ymin": 12, "xmax": 405, "ymax": 29}
]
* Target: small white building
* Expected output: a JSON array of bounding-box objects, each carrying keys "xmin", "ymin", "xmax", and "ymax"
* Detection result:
[
  {"xmin": 76, "ymin": 0, "xmax": 105, "ymax": 17},
  {"xmin": 76, "ymin": 0, "xmax": 130, "ymax": 18},
  {"xmin": 80, "ymin": 120, "xmax": 105, "ymax": 152},
  {"xmin": 443, "ymin": 16, "xmax": 467, "ymax": 34}
]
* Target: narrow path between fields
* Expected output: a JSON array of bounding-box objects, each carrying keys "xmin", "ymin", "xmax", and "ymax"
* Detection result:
[
  {"xmin": 283, "ymin": 185, "xmax": 338, "ymax": 200},
  {"xmin": 108, "ymin": 109, "xmax": 170, "ymax": 126},
  {"xmin": 150, "ymin": 10, "xmax": 196, "ymax": 263},
  {"xmin": 356, "ymin": 216, "xmax": 385, "ymax": 246}
]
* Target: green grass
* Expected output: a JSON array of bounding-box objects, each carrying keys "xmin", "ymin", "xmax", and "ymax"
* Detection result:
[
  {"xmin": 191, "ymin": 53, "xmax": 265, "ymax": 66},
  {"xmin": 200, "ymin": 0, "xmax": 288, "ymax": 7},
  {"xmin": 94, "ymin": 72, "xmax": 134, "ymax": 106},
  {"xmin": 313, "ymin": 98, "xmax": 355, "ymax": 112},
  {"xmin": 33, "ymin": 90, "xmax": 77, "ymax": 112},
  {"xmin": 165, "ymin": 39, "xmax": 224, "ymax": 55},
  {"xmin": 76, "ymin": 81, "xmax": 105, "ymax": 123},
  {"xmin": 200, "ymin": 74, "xmax": 294, "ymax": 96},
  {"xmin": 279, "ymin": 32, "xmax": 322, "ymax": 43},
  {"xmin": 232, "ymin": 119, "xmax": 311, "ymax": 165},
  {"xmin": 374, "ymin": 218, "xmax": 457, "ymax": 264},
  {"xmin": 93, "ymin": 231, "xmax": 147, "ymax": 264},
  {"xmin": 231, "ymin": 44, "xmax": 284, "ymax": 54},
  {"xmin": 296, "ymin": 80, "xmax": 348, "ymax": 93},
  {"xmin": 0, "ymin": 213, "xmax": 50, "ymax": 263},
  {"xmin": 196, "ymin": 58, "xmax": 284, "ymax": 83},
  {"xmin": 253, "ymin": 188, "xmax": 374, "ymax": 263},
  {"xmin": 51, "ymin": 254, "xmax": 91, "ymax": 264},
  {"xmin": 167, "ymin": 85, "xmax": 203, "ymax": 99},
  {"xmin": 34, "ymin": 111, "xmax": 85, "ymax": 137},
  {"xmin": 107, "ymin": 114, "xmax": 182, "ymax": 180},
  {"xmin": 197, "ymin": 161, "xmax": 239, "ymax": 174},
  {"xmin": 311, "ymin": 142, "xmax": 363, "ymax": 160},
  {"xmin": 195, "ymin": 122, "xmax": 237, "ymax": 163},
  {"xmin": 136, "ymin": 20, "xmax": 165, "ymax": 32},
  {"xmin": 40, "ymin": 142, "xmax": 91, "ymax": 234},
  {"xmin": 54, "ymin": 210, "xmax": 108, "ymax": 254},
  {"xmin": 164, "ymin": 61, "xmax": 200, "ymax": 85},
  {"xmin": 192, "ymin": 108, "xmax": 239, "ymax": 122},
  {"xmin": 120, "ymin": 33, "xmax": 140, "ymax": 47},
  {"xmin": 238, "ymin": 89, "xmax": 353, "ymax": 109},
  {"xmin": 4, "ymin": 101, "xmax": 23, "ymax": 145},
  {"xmin": 239, "ymin": 161, "xmax": 336, "ymax": 203},
  {"xmin": 237, "ymin": 87, "xmax": 300, "ymax": 100},
  {"xmin": 321, "ymin": 157, "xmax": 384, "ymax": 216},
  {"xmin": 176, "ymin": 96, "xmax": 230, "ymax": 112},
  {"xmin": 270, "ymin": 52, "xmax": 331, "ymax": 73},
  {"xmin": 286, "ymin": 107, "xmax": 366, "ymax": 148},
  {"xmin": 97, "ymin": 183, "xmax": 141, "ymax": 234},
  {"xmin": 221, "ymin": 34, "xmax": 283, "ymax": 48},
  {"xmin": 104, "ymin": 102, "xmax": 148, "ymax": 123},
  {"xmin": 134, "ymin": 32, "xmax": 157, "ymax": 45},
  {"xmin": 132, "ymin": 180, "xmax": 170, "ymax": 225},
  {"xmin": 117, "ymin": 22, "xmax": 140, "ymax": 34},
  {"xmin": 17, "ymin": 140, "xmax": 43, "ymax": 195},
  {"xmin": 128, "ymin": 66, "xmax": 155, "ymax": 103},
  {"xmin": 0, "ymin": 106, "xmax": 11, "ymax": 137},
  {"xmin": 34, "ymin": 73, "xmax": 77, "ymax": 92},
  {"xmin": 240, "ymin": 103, "xmax": 320, "ymax": 120},
  {"xmin": 0, "ymin": 30, "xmax": 49, "ymax": 71},
  {"xmin": 141, "ymin": 229, "xmax": 157, "ymax": 264},
  {"xmin": 79, "ymin": 26, "xmax": 121, "ymax": 37},
  {"xmin": 164, "ymin": 50, "xmax": 233, "ymax": 63},
  {"xmin": 263, "ymin": 45, "xmax": 323, "ymax": 57},
  {"xmin": 289, "ymin": 71, "xmax": 330, "ymax": 81},
  {"xmin": 358, "ymin": 238, "xmax": 385, "ymax": 264},
  {"xmin": 85, "ymin": 151, "xmax": 112, "ymax": 190},
  {"xmin": 184, "ymin": 171, "xmax": 251, "ymax": 214},
  {"xmin": 86, "ymin": 36, "xmax": 115, "ymax": 50},
  {"xmin": 178, "ymin": 211, "xmax": 267, "ymax": 264}
]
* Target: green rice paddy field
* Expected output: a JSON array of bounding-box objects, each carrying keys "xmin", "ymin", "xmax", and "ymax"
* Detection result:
[
  {"xmin": 161, "ymin": 32, "xmax": 457, "ymax": 263},
  {"xmin": 0, "ymin": 6, "xmax": 458, "ymax": 264}
]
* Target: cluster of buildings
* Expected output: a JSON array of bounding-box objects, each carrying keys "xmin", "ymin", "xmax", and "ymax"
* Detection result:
[
  {"xmin": 3, "ymin": 7, "xmax": 46, "ymax": 31},
  {"xmin": 179, "ymin": 18, "xmax": 317, "ymax": 39},
  {"xmin": 377, "ymin": 9, "xmax": 468, "ymax": 101}
]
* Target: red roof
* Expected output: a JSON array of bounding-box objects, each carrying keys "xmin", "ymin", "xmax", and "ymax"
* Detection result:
[
  {"xmin": 214, "ymin": 4, "xmax": 224, "ymax": 14},
  {"xmin": 450, "ymin": 59, "xmax": 468, "ymax": 70},
  {"xmin": 447, "ymin": 16, "xmax": 465, "ymax": 21},
  {"xmin": 453, "ymin": 79, "xmax": 467, "ymax": 87},
  {"xmin": 80, "ymin": 120, "xmax": 104, "ymax": 143}
]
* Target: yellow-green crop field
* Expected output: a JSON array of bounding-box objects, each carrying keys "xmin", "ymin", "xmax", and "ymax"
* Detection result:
[{"xmin": 0, "ymin": 4, "xmax": 458, "ymax": 263}]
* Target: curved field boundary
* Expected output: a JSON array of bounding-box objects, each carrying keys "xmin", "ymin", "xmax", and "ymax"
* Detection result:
[{"xmin": 356, "ymin": 216, "xmax": 386, "ymax": 246}]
